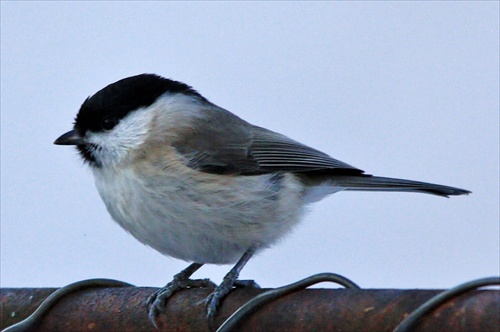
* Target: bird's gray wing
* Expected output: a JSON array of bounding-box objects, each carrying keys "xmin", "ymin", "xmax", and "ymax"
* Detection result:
[
  {"xmin": 171, "ymin": 106, "xmax": 470, "ymax": 197},
  {"xmin": 249, "ymin": 126, "xmax": 362, "ymax": 174},
  {"xmin": 172, "ymin": 106, "xmax": 362, "ymax": 175},
  {"xmin": 171, "ymin": 107, "xmax": 259, "ymax": 174}
]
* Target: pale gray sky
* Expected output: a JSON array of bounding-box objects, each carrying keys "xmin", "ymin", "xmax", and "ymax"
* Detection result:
[{"xmin": 1, "ymin": 2, "xmax": 498, "ymax": 291}]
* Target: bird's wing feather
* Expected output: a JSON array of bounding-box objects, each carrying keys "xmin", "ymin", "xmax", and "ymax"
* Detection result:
[
  {"xmin": 249, "ymin": 126, "xmax": 361, "ymax": 174},
  {"xmin": 171, "ymin": 106, "xmax": 470, "ymax": 197},
  {"xmin": 173, "ymin": 106, "xmax": 362, "ymax": 175},
  {"xmin": 171, "ymin": 107, "xmax": 258, "ymax": 174}
]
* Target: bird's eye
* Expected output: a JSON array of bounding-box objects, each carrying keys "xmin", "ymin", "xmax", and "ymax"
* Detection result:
[{"xmin": 101, "ymin": 117, "xmax": 118, "ymax": 131}]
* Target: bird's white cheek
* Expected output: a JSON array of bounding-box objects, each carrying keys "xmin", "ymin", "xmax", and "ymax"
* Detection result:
[{"xmin": 86, "ymin": 108, "xmax": 154, "ymax": 168}]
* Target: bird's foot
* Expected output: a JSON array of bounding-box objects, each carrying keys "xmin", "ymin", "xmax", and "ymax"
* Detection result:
[
  {"xmin": 148, "ymin": 278, "xmax": 216, "ymax": 318},
  {"xmin": 147, "ymin": 263, "xmax": 214, "ymax": 326},
  {"xmin": 206, "ymin": 278, "xmax": 260, "ymax": 331}
]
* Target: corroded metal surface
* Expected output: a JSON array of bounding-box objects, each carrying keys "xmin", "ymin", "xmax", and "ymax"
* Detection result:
[{"xmin": 1, "ymin": 287, "xmax": 499, "ymax": 331}]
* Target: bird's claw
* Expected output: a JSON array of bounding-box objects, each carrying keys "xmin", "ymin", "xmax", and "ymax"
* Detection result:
[
  {"xmin": 147, "ymin": 278, "xmax": 216, "ymax": 326},
  {"xmin": 205, "ymin": 279, "xmax": 260, "ymax": 331}
]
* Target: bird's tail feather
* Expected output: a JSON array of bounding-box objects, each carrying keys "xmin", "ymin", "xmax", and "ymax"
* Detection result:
[{"xmin": 332, "ymin": 175, "xmax": 471, "ymax": 197}]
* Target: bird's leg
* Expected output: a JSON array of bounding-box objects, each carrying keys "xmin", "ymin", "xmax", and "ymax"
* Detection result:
[
  {"xmin": 206, "ymin": 247, "xmax": 258, "ymax": 329},
  {"xmin": 147, "ymin": 262, "xmax": 216, "ymax": 323}
]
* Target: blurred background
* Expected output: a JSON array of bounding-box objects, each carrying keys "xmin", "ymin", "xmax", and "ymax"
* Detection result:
[{"xmin": 1, "ymin": 2, "xmax": 498, "ymax": 290}]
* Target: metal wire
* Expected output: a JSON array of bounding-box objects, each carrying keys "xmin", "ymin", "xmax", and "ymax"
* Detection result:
[
  {"xmin": 2, "ymin": 275, "xmax": 498, "ymax": 332},
  {"xmin": 216, "ymin": 272, "xmax": 361, "ymax": 332},
  {"xmin": 393, "ymin": 276, "xmax": 500, "ymax": 332},
  {"xmin": 1, "ymin": 278, "xmax": 134, "ymax": 332}
]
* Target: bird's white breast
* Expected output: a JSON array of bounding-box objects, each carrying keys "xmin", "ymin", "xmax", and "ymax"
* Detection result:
[{"xmin": 92, "ymin": 154, "xmax": 307, "ymax": 264}]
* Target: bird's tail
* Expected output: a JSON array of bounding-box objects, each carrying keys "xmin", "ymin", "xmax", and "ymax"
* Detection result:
[{"xmin": 331, "ymin": 175, "xmax": 471, "ymax": 197}]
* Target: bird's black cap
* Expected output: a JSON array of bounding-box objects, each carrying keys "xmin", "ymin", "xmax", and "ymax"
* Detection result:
[{"xmin": 74, "ymin": 74, "xmax": 206, "ymax": 134}]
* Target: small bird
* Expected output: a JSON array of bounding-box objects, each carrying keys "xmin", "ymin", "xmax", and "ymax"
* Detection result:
[{"xmin": 54, "ymin": 74, "xmax": 470, "ymax": 327}]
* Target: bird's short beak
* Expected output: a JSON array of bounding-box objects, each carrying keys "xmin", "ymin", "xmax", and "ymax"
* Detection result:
[{"xmin": 54, "ymin": 129, "xmax": 85, "ymax": 145}]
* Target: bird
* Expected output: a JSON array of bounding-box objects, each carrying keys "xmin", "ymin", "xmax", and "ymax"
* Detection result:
[{"xmin": 54, "ymin": 73, "xmax": 470, "ymax": 328}]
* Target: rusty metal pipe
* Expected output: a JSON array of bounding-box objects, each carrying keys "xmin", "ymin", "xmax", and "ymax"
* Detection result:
[{"xmin": 1, "ymin": 286, "xmax": 499, "ymax": 331}]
